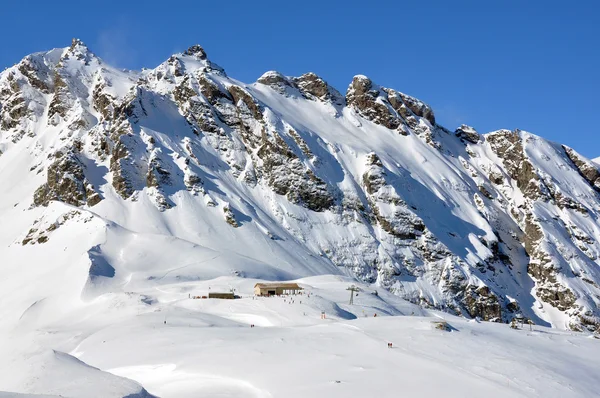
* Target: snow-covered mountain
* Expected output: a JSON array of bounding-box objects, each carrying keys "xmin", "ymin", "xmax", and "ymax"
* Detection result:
[{"xmin": 1, "ymin": 39, "xmax": 600, "ymax": 335}]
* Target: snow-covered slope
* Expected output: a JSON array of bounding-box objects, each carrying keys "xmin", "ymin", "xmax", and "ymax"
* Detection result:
[
  {"xmin": 1, "ymin": 274, "xmax": 599, "ymax": 397},
  {"xmin": 1, "ymin": 38, "xmax": 600, "ymax": 347}
]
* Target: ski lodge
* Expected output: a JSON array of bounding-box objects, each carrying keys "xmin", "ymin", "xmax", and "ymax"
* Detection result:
[{"xmin": 254, "ymin": 283, "xmax": 303, "ymax": 296}]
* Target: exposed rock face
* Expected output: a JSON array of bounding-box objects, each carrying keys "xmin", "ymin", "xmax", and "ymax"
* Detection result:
[
  {"xmin": 487, "ymin": 130, "xmax": 544, "ymax": 200},
  {"xmin": 292, "ymin": 73, "xmax": 344, "ymax": 105},
  {"xmin": 346, "ymin": 75, "xmax": 436, "ymax": 139},
  {"xmin": 346, "ymin": 75, "xmax": 404, "ymax": 132},
  {"xmin": 293, "ymin": 73, "xmax": 329, "ymax": 99},
  {"xmin": 257, "ymin": 71, "xmax": 295, "ymax": 94},
  {"xmin": 362, "ymin": 152, "xmax": 425, "ymax": 239},
  {"xmin": 183, "ymin": 44, "xmax": 207, "ymax": 59},
  {"xmin": 455, "ymin": 124, "xmax": 480, "ymax": 143},
  {"xmin": 17, "ymin": 57, "xmax": 51, "ymax": 94},
  {"xmin": 223, "ymin": 204, "xmax": 239, "ymax": 227},
  {"xmin": 0, "ymin": 75, "xmax": 28, "ymax": 131},
  {"xmin": 33, "ymin": 150, "xmax": 101, "ymax": 207},
  {"xmin": 482, "ymin": 130, "xmax": 600, "ymax": 327},
  {"xmin": 227, "ymin": 85, "xmax": 263, "ymax": 120},
  {"xmin": 564, "ymin": 146, "xmax": 600, "ymax": 191},
  {"xmin": 3, "ymin": 40, "xmax": 600, "ymax": 331},
  {"xmin": 172, "ymin": 67, "xmax": 334, "ymax": 212},
  {"xmin": 394, "ymin": 90, "xmax": 435, "ymax": 126},
  {"xmin": 47, "ymin": 71, "xmax": 69, "ymax": 123},
  {"xmin": 258, "ymin": 136, "xmax": 333, "ymax": 212},
  {"xmin": 462, "ymin": 286, "xmax": 502, "ymax": 321}
]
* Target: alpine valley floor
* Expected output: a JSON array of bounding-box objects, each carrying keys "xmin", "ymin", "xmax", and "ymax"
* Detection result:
[{"xmin": 0, "ymin": 275, "xmax": 599, "ymax": 398}]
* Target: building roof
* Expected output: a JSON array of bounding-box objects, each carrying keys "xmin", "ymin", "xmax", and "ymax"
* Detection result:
[{"xmin": 254, "ymin": 283, "xmax": 302, "ymax": 289}]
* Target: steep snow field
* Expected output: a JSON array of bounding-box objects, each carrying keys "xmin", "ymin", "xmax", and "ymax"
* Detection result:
[{"xmin": 0, "ymin": 274, "xmax": 599, "ymax": 397}]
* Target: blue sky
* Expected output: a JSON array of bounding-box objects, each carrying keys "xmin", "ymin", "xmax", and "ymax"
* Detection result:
[{"xmin": 1, "ymin": 1, "xmax": 598, "ymax": 158}]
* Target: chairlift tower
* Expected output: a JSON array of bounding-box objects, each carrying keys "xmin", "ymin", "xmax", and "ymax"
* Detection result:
[
  {"xmin": 347, "ymin": 285, "xmax": 360, "ymax": 305},
  {"xmin": 515, "ymin": 313, "xmax": 525, "ymax": 329}
]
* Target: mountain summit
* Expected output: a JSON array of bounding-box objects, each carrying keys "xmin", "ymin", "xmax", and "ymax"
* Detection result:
[{"xmin": 1, "ymin": 40, "xmax": 599, "ymax": 333}]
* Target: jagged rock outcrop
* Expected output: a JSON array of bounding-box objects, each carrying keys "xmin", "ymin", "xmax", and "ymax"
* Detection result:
[
  {"xmin": 257, "ymin": 71, "xmax": 295, "ymax": 94},
  {"xmin": 256, "ymin": 132, "xmax": 333, "ymax": 212},
  {"xmin": 346, "ymin": 75, "xmax": 405, "ymax": 133},
  {"xmin": 346, "ymin": 75, "xmax": 436, "ymax": 139},
  {"xmin": 362, "ymin": 152, "xmax": 425, "ymax": 239},
  {"xmin": 0, "ymin": 74, "xmax": 28, "ymax": 131},
  {"xmin": 33, "ymin": 150, "xmax": 101, "ymax": 207},
  {"xmin": 461, "ymin": 286, "xmax": 502, "ymax": 321},
  {"xmin": 487, "ymin": 130, "xmax": 545, "ymax": 200},
  {"xmin": 455, "ymin": 124, "xmax": 480, "ymax": 143},
  {"xmin": 184, "ymin": 44, "xmax": 207, "ymax": 59},
  {"xmin": 564, "ymin": 146, "xmax": 600, "ymax": 192},
  {"xmin": 292, "ymin": 72, "xmax": 344, "ymax": 105}
]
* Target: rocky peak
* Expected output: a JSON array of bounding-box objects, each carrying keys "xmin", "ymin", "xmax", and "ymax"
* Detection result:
[
  {"xmin": 147, "ymin": 44, "xmax": 227, "ymax": 84},
  {"xmin": 393, "ymin": 90, "xmax": 435, "ymax": 126},
  {"xmin": 183, "ymin": 44, "xmax": 207, "ymax": 60},
  {"xmin": 257, "ymin": 71, "xmax": 294, "ymax": 93},
  {"xmin": 70, "ymin": 38, "xmax": 86, "ymax": 50},
  {"xmin": 293, "ymin": 72, "xmax": 327, "ymax": 96},
  {"xmin": 346, "ymin": 75, "xmax": 407, "ymax": 133},
  {"xmin": 455, "ymin": 124, "xmax": 480, "ymax": 143},
  {"xmin": 346, "ymin": 75, "xmax": 436, "ymax": 131},
  {"xmin": 62, "ymin": 38, "xmax": 95, "ymax": 65},
  {"xmin": 176, "ymin": 45, "xmax": 225, "ymax": 76},
  {"xmin": 349, "ymin": 74, "xmax": 374, "ymax": 94},
  {"xmin": 292, "ymin": 72, "xmax": 343, "ymax": 105},
  {"xmin": 257, "ymin": 71, "xmax": 343, "ymax": 105}
]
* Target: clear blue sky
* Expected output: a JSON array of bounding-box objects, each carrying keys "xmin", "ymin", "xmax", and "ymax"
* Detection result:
[{"xmin": 1, "ymin": 1, "xmax": 598, "ymax": 158}]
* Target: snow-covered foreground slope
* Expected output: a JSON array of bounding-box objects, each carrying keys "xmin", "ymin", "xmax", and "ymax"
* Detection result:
[{"xmin": 0, "ymin": 275, "xmax": 598, "ymax": 397}]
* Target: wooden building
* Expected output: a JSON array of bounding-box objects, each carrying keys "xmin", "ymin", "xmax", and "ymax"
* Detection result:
[
  {"xmin": 254, "ymin": 283, "xmax": 303, "ymax": 296},
  {"xmin": 208, "ymin": 292, "xmax": 235, "ymax": 299}
]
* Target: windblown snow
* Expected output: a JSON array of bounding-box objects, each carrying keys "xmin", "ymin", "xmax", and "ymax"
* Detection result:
[{"xmin": 1, "ymin": 40, "xmax": 599, "ymax": 397}]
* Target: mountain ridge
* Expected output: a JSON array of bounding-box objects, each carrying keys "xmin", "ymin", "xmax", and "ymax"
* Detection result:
[{"xmin": 1, "ymin": 39, "xmax": 599, "ymax": 332}]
